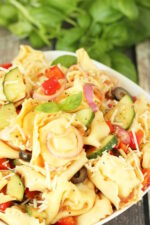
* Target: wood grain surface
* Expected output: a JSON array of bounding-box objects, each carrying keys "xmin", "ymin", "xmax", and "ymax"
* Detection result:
[{"xmin": 0, "ymin": 27, "xmax": 149, "ymax": 225}]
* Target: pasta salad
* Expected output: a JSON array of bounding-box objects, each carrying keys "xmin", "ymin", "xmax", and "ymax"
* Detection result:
[{"xmin": 0, "ymin": 46, "xmax": 149, "ymax": 225}]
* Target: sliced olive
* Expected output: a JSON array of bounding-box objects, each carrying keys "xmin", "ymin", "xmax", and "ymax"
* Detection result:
[
  {"xmin": 71, "ymin": 167, "xmax": 87, "ymax": 184},
  {"xmin": 19, "ymin": 150, "xmax": 31, "ymax": 162},
  {"xmin": 112, "ymin": 87, "xmax": 130, "ymax": 101}
]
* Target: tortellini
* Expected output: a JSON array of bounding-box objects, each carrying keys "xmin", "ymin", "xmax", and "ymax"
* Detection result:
[
  {"xmin": 84, "ymin": 111, "xmax": 110, "ymax": 148},
  {"xmin": 77, "ymin": 195, "xmax": 113, "ymax": 225},
  {"xmin": 142, "ymin": 143, "xmax": 150, "ymax": 169},
  {"xmin": 87, "ymin": 153, "xmax": 142, "ymax": 209},
  {"xmin": 0, "ymin": 207, "xmax": 45, "ymax": 225}
]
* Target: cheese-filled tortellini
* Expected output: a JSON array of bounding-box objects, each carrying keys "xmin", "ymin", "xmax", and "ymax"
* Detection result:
[
  {"xmin": 43, "ymin": 179, "xmax": 96, "ymax": 224},
  {"xmin": 77, "ymin": 195, "xmax": 113, "ymax": 225},
  {"xmin": 87, "ymin": 153, "xmax": 142, "ymax": 209},
  {"xmin": 32, "ymin": 113, "xmax": 84, "ymax": 168},
  {"xmin": 0, "ymin": 207, "xmax": 45, "ymax": 225},
  {"xmin": 84, "ymin": 111, "xmax": 110, "ymax": 148},
  {"xmin": 142, "ymin": 143, "xmax": 150, "ymax": 169}
]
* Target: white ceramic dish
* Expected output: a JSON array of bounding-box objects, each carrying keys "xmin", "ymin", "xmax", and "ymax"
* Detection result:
[{"xmin": 44, "ymin": 50, "xmax": 150, "ymax": 225}]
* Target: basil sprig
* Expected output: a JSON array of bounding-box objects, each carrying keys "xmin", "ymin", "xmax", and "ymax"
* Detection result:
[{"xmin": 35, "ymin": 92, "xmax": 82, "ymax": 113}]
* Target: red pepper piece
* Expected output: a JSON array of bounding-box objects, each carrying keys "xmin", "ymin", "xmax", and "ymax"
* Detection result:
[
  {"xmin": 0, "ymin": 158, "xmax": 10, "ymax": 170},
  {"xmin": 0, "ymin": 63, "xmax": 12, "ymax": 69},
  {"xmin": 129, "ymin": 129, "xmax": 144, "ymax": 149},
  {"xmin": 56, "ymin": 217, "xmax": 77, "ymax": 225},
  {"xmin": 0, "ymin": 202, "xmax": 11, "ymax": 212},
  {"xmin": 42, "ymin": 76, "xmax": 61, "ymax": 95},
  {"xmin": 45, "ymin": 66, "xmax": 65, "ymax": 80}
]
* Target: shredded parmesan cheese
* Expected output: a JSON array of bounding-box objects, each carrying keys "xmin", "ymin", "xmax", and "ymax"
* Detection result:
[
  {"xmin": 21, "ymin": 198, "xmax": 30, "ymax": 205},
  {"xmin": 16, "ymin": 125, "xmax": 26, "ymax": 141},
  {"xmin": 65, "ymin": 114, "xmax": 76, "ymax": 128},
  {"xmin": 131, "ymin": 128, "xmax": 140, "ymax": 153},
  {"xmin": 0, "ymin": 67, "xmax": 9, "ymax": 72},
  {"xmin": 45, "ymin": 162, "xmax": 51, "ymax": 190},
  {"xmin": 33, "ymin": 198, "xmax": 37, "ymax": 208},
  {"xmin": 110, "ymin": 108, "xmax": 118, "ymax": 123},
  {"xmin": 5, "ymin": 81, "xmax": 19, "ymax": 85},
  {"xmin": 2, "ymin": 173, "xmax": 14, "ymax": 180}
]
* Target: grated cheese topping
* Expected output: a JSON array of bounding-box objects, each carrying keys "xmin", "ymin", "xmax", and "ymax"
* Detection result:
[
  {"xmin": 2, "ymin": 173, "xmax": 15, "ymax": 180},
  {"xmin": 131, "ymin": 128, "xmax": 140, "ymax": 153},
  {"xmin": 65, "ymin": 113, "xmax": 76, "ymax": 128},
  {"xmin": 45, "ymin": 162, "xmax": 51, "ymax": 190},
  {"xmin": 110, "ymin": 108, "xmax": 118, "ymax": 123}
]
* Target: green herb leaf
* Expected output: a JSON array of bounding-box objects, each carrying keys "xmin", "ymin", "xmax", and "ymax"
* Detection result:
[
  {"xmin": 59, "ymin": 92, "xmax": 82, "ymax": 112},
  {"xmin": 136, "ymin": 0, "xmax": 150, "ymax": 8},
  {"xmin": 52, "ymin": 55, "xmax": 77, "ymax": 68},
  {"xmin": 9, "ymin": 21, "xmax": 32, "ymax": 38},
  {"xmin": 35, "ymin": 102, "xmax": 60, "ymax": 113},
  {"xmin": 109, "ymin": 51, "xmax": 138, "ymax": 83},
  {"xmin": 107, "ymin": 0, "xmax": 139, "ymax": 20},
  {"xmin": 89, "ymin": 0, "xmax": 123, "ymax": 24}
]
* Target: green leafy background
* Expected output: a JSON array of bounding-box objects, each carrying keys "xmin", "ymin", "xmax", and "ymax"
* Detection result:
[{"xmin": 1, "ymin": 0, "xmax": 150, "ymax": 82}]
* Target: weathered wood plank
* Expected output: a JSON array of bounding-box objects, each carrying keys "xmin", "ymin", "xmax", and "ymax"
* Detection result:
[
  {"xmin": 136, "ymin": 40, "xmax": 150, "ymax": 218},
  {"xmin": 136, "ymin": 40, "xmax": 150, "ymax": 94}
]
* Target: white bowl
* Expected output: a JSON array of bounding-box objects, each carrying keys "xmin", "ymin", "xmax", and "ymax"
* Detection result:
[{"xmin": 44, "ymin": 50, "xmax": 150, "ymax": 225}]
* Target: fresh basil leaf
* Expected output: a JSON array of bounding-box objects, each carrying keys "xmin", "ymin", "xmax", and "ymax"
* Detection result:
[
  {"xmin": 29, "ymin": 30, "xmax": 46, "ymax": 48},
  {"xmin": 77, "ymin": 12, "xmax": 91, "ymax": 29},
  {"xmin": 29, "ymin": 6, "xmax": 65, "ymax": 28},
  {"xmin": 35, "ymin": 102, "xmax": 60, "ymax": 113},
  {"xmin": 59, "ymin": 92, "xmax": 82, "ymax": 112},
  {"xmin": 0, "ymin": 4, "xmax": 18, "ymax": 22},
  {"xmin": 9, "ymin": 21, "xmax": 33, "ymax": 38},
  {"xmin": 89, "ymin": 0, "xmax": 123, "ymax": 24},
  {"xmin": 46, "ymin": 0, "xmax": 78, "ymax": 14},
  {"xmin": 107, "ymin": 0, "xmax": 139, "ymax": 20},
  {"xmin": 109, "ymin": 51, "xmax": 138, "ymax": 83},
  {"xmin": 102, "ymin": 20, "xmax": 134, "ymax": 47},
  {"xmin": 52, "ymin": 55, "xmax": 77, "ymax": 68},
  {"xmin": 136, "ymin": 0, "xmax": 150, "ymax": 8}
]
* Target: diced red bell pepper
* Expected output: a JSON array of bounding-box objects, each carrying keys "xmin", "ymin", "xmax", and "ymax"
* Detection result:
[
  {"xmin": 106, "ymin": 121, "xmax": 114, "ymax": 133},
  {"xmin": 45, "ymin": 66, "xmax": 65, "ymax": 80},
  {"xmin": 132, "ymin": 96, "xmax": 137, "ymax": 103},
  {"xmin": 0, "ymin": 202, "xmax": 11, "ymax": 212},
  {"xmin": 0, "ymin": 158, "xmax": 10, "ymax": 170},
  {"xmin": 0, "ymin": 63, "xmax": 12, "ymax": 69},
  {"xmin": 56, "ymin": 217, "xmax": 77, "ymax": 225},
  {"xmin": 142, "ymin": 169, "xmax": 150, "ymax": 191},
  {"xmin": 25, "ymin": 188, "xmax": 40, "ymax": 199},
  {"xmin": 42, "ymin": 76, "xmax": 61, "ymax": 95},
  {"xmin": 129, "ymin": 129, "xmax": 144, "ymax": 149}
]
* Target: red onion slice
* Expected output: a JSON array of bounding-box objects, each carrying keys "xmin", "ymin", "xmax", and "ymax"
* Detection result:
[
  {"xmin": 83, "ymin": 83, "xmax": 98, "ymax": 112},
  {"xmin": 47, "ymin": 128, "xmax": 83, "ymax": 159},
  {"xmin": 114, "ymin": 125, "xmax": 130, "ymax": 144},
  {"xmin": 33, "ymin": 79, "xmax": 66, "ymax": 101}
]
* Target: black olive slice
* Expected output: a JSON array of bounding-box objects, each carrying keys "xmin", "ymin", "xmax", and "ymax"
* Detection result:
[
  {"xmin": 71, "ymin": 167, "xmax": 87, "ymax": 184},
  {"xmin": 19, "ymin": 150, "xmax": 32, "ymax": 162},
  {"xmin": 112, "ymin": 87, "xmax": 130, "ymax": 101}
]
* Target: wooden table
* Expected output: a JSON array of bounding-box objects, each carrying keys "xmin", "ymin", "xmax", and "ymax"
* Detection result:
[{"xmin": 0, "ymin": 27, "xmax": 150, "ymax": 225}]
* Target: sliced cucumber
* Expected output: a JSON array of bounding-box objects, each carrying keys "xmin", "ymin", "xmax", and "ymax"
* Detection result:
[
  {"xmin": 0, "ymin": 103, "xmax": 17, "ymax": 130},
  {"xmin": 25, "ymin": 204, "xmax": 47, "ymax": 220},
  {"xmin": 3, "ymin": 67, "xmax": 26, "ymax": 102},
  {"xmin": 87, "ymin": 135, "xmax": 118, "ymax": 159},
  {"xmin": 105, "ymin": 95, "xmax": 135, "ymax": 129},
  {"xmin": 76, "ymin": 108, "xmax": 95, "ymax": 129},
  {"xmin": 52, "ymin": 55, "xmax": 77, "ymax": 68},
  {"xmin": 6, "ymin": 174, "xmax": 24, "ymax": 201}
]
